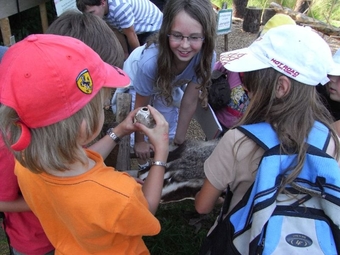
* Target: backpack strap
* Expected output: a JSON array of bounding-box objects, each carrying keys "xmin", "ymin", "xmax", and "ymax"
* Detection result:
[
  {"xmin": 237, "ymin": 121, "xmax": 330, "ymax": 151},
  {"xmin": 306, "ymin": 121, "xmax": 331, "ymax": 152},
  {"xmin": 237, "ymin": 122, "xmax": 279, "ymax": 150}
]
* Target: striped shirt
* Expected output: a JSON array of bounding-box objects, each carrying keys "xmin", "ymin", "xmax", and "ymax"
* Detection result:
[{"xmin": 104, "ymin": 0, "xmax": 163, "ymax": 34}]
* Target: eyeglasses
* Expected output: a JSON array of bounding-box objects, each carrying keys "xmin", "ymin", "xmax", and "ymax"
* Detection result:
[{"xmin": 167, "ymin": 33, "xmax": 204, "ymax": 44}]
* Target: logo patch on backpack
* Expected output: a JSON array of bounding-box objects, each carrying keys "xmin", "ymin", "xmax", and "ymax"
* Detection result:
[{"xmin": 286, "ymin": 233, "xmax": 313, "ymax": 247}]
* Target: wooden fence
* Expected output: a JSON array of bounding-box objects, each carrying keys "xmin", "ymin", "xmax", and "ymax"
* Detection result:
[{"xmin": 0, "ymin": 0, "xmax": 50, "ymax": 46}]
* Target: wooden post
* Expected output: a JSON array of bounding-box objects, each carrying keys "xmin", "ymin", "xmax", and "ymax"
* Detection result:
[
  {"xmin": 242, "ymin": 7, "xmax": 262, "ymax": 33},
  {"xmin": 0, "ymin": 0, "xmax": 50, "ymax": 45},
  {"xmin": 39, "ymin": 3, "xmax": 48, "ymax": 33},
  {"xmin": 224, "ymin": 34, "xmax": 228, "ymax": 51},
  {"xmin": 0, "ymin": 18, "xmax": 11, "ymax": 46},
  {"xmin": 115, "ymin": 93, "xmax": 132, "ymax": 171}
]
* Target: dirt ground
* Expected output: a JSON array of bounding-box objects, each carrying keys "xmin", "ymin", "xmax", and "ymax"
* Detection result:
[{"xmin": 104, "ymin": 20, "xmax": 340, "ymax": 167}]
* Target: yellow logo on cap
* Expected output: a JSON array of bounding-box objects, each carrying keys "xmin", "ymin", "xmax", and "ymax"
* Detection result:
[{"xmin": 76, "ymin": 69, "xmax": 93, "ymax": 94}]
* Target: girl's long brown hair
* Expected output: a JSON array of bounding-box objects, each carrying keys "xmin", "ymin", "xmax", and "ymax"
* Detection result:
[
  {"xmin": 237, "ymin": 68, "xmax": 339, "ymax": 193},
  {"xmin": 150, "ymin": 0, "xmax": 216, "ymax": 106}
]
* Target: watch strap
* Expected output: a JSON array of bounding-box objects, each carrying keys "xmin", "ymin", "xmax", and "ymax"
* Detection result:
[
  {"xmin": 107, "ymin": 128, "xmax": 121, "ymax": 143},
  {"xmin": 151, "ymin": 161, "xmax": 167, "ymax": 168}
]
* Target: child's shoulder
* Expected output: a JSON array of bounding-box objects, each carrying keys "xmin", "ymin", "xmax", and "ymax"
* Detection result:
[
  {"xmin": 139, "ymin": 44, "xmax": 158, "ymax": 64},
  {"xmin": 88, "ymin": 164, "xmax": 143, "ymax": 198}
]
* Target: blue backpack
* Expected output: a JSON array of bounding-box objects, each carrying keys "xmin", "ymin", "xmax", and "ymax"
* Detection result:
[{"xmin": 199, "ymin": 121, "xmax": 340, "ymax": 255}]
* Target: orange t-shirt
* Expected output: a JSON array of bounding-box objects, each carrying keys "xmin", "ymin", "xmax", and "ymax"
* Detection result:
[{"xmin": 15, "ymin": 149, "xmax": 160, "ymax": 255}]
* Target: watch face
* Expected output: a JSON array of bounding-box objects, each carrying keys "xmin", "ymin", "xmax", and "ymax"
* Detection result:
[
  {"xmin": 107, "ymin": 128, "xmax": 113, "ymax": 135},
  {"xmin": 107, "ymin": 129, "xmax": 120, "ymax": 143}
]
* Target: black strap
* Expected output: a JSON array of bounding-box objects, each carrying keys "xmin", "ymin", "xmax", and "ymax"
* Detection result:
[{"xmin": 218, "ymin": 186, "xmax": 233, "ymax": 223}]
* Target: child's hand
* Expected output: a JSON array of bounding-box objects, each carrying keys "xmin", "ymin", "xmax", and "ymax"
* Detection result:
[
  {"xmin": 114, "ymin": 107, "xmax": 141, "ymax": 137},
  {"xmin": 135, "ymin": 105, "xmax": 169, "ymax": 157},
  {"xmin": 134, "ymin": 141, "xmax": 153, "ymax": 160}
]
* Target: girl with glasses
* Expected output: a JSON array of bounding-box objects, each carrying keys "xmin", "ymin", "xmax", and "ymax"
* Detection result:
[{"xmin": 131, "ymin": 0, "xmax": 216, "ymax": 168}]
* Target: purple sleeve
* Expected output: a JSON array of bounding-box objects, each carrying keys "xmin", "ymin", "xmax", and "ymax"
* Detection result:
[{"xmin": 227, "ymin": 70, "xmax": 242, "ymax": 89}]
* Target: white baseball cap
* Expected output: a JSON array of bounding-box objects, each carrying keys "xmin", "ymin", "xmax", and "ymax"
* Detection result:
[
  {"xmin": 220, "ymin": 25, "xmax": 333, "ymax": 85},
  {"xmin": 328, "ymin": 49, "xmax": 340, "ymax": 76}
]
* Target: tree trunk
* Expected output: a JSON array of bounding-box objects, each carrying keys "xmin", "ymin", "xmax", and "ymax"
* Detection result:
[
  {"xmin": 232, "ymin": 0, "xmax": 249, "ymax": 19},
  {"xmin": 242, "ymin": 7, "xmax": 262, "ymax": 33},
  {"xmin": 294, "ymin": 0, "xmax": 312, "ymax": 14},
  {"xmin": 261, "ymin": 8, "xmax": 276, "ymax": 25}
]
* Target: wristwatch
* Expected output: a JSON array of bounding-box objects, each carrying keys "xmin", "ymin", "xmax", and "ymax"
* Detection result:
[{"xmin": 106, "ymin": 128, "xmax": 121, "ymax": 143}]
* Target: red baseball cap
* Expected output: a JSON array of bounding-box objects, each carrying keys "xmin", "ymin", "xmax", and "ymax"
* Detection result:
[{"xmin": 0, "ymin": 34, "xmax": 130, "ymax": 129}]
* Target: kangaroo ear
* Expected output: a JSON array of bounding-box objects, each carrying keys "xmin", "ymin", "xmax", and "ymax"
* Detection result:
[{"xmin": 275, "ymin": 76, "xmax": 291, "ymax": 99}]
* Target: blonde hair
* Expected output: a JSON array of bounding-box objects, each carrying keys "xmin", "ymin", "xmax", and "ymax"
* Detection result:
[{"xmin": 0, "ymin": 88, "xmax": 110, "ymax": 173}]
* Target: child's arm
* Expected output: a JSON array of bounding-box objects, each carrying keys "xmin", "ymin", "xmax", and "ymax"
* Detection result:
[
  {"xmin": 122, "ymin": 26, "xmax": 140, "ymax": 52},
  {"xmin": 0, "ymin": 197, "xmax": 31, "ymax": 212},
  {"xmin": 0, "ymin": 146, "xmax": 31, "ymax": 212},
  {"xmin": 195, "ymin": 179, "xmax": 223, "ymax": 214},
  {"xmin": 173, "ymin": 82, "xmax": 200, "ymax": 145},
  {"xmin": 136, "ymin": 106, "xmax": 169, "ymax": 214},
  {"xmin": 87, "ymin": 107, "xmax": 141, "ymax": 159}
]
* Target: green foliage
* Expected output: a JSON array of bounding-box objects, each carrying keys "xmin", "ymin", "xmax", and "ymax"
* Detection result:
[
  {"xmin": 232, "ymin": 0, "xmax": 339, "ymax": 26},
  {"xmin": 246, "ymin": 0, "xmax": 297, "ymax": 9},
  {"xmin": 248, "ymin": 0, "xmax": 340, "ymax": 26},
  {"xmin": 144, "ymin": 200, "xmax": 219, "ymax": 255},
  {"xmin": 0, "ymin": 240, "xmax": 9, "ymax": 255},
  {"xmin": 277, "ymin": 0, "xmax": 296, "ymax": 8},
  {"xmin": 0, "ymin": 221, "xmax": 9, "ymax": 255},
  {"xmin": 309, "ymin": 0, "xmax": 340, "ymax": 27}
]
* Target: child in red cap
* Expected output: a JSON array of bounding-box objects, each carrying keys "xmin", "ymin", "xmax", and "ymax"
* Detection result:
[{"xmin": 0, "ymin": 34, "xmax": 169, "ymax": 255}]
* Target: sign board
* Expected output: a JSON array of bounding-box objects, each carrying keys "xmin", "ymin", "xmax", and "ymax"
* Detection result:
[
  {"xmin": 216, "ymin": 9, "xmax": 232, "ymax": 35},
  {"xmin": 54, "ymin": 0, "xmax": 78, "ymax": 16}
]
